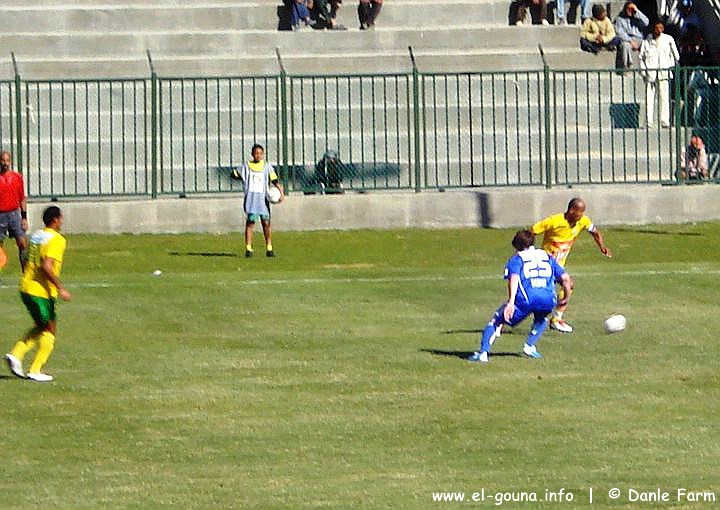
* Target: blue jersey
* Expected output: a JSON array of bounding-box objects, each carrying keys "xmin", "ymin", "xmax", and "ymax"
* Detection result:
[{"xmin": 504, "ymin": 246, "xmax": 565, "ymax": 312}]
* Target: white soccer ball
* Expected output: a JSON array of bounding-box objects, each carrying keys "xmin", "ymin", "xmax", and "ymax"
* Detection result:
[
  {"xmin": 152, "ymin": 269, "xmax": 163, "ymax": 276},
  {"xmin": 267, "ymin": 186, "xmax": 282, "ymax": 204},
  {"xmin": 604, "ymin": 314, "xmax": 626, "ymax": 334}
]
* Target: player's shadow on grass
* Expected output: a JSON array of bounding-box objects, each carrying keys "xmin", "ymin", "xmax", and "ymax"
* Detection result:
[
  {"xmin": 169, "ymin": 251, "xmax": 238, "ymax": 257},
  {"xmin": 611, "ymin": 228, "xmax": 703, "ymax": 236},
  {"xmin": 422, "ymin": 349, "xmax": 522, "ymax": 360},
  {"xmin": 0, "ymin": 374, "xmax": 15, "ymax": 380}
]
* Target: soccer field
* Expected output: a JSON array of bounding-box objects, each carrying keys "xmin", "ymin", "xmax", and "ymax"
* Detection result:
[{"xmin": 0, "ymin": 224, "xmax": 718, "ymax": 509}]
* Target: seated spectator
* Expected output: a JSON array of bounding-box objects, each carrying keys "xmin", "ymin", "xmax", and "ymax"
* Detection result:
[
  {"xmin": 514, "ymin": 0, "xmax": 550, "ymax": 25},
  {"xmin": 289, "ymin": 0, "xmax": 315, "ymax": 31},
  {"xmin": 358, "ymin": 0, "xmax": 383, "ymax": 30},
  {"xmin": 679, "ymin": 135, "xmax": 709, "ymax": 180},
  {"xmin": 614, "ymin": 2, "xmax": 649, "ymax": 69},
  {"xmin": 580, "ymin": 5, "xmax": 621, "ymax": 54},
  {"xmin": 315, "ymin": 150, "xmax": 345, "ymax": 193},
  {"xmin": 309, "ymin": 0, "xmax": 347, "ymax": 29}
]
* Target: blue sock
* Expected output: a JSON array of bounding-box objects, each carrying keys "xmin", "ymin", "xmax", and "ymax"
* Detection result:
[
  {"xmin": 480, "ymin": 311, "xmax": 503, "ymax": 353},
  {"xmin": 526, "ymin": 316, "xmax": 549, "ymax": 347}
]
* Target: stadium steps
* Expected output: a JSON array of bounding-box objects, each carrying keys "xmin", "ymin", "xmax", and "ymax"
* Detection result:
[{"xmin": 0, "ymin": 1, "xmax": 610, "ymax": 79}]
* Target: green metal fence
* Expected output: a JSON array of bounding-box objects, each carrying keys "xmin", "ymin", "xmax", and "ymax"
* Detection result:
[{"xmin": 1, "ymin": 66, "xmax": 718, "ymax": 199}]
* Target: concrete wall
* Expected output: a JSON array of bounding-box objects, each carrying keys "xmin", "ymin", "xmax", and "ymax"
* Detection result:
[{"xmin": 26, "ymin": 185, "xmax": 720, "ymax": 235}]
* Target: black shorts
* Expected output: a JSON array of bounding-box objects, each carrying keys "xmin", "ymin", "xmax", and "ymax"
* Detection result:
[{"xmin": 0, "ymin": 209, "xmax": 24, "ymax": 241}]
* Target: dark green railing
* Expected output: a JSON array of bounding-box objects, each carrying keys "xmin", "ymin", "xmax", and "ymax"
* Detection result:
[{"xmin": 0, "ymin": 64, "xmax": 717, "ymax": 199}]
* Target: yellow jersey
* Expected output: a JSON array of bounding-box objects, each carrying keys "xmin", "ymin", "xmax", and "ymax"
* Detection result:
[
  {"xmin": 20, "ymin": 227, "xmax": 67, "ymax": 299},
  {"xmin": 531, "ymin": 213, "xmax": 595, "ymax": 267}
]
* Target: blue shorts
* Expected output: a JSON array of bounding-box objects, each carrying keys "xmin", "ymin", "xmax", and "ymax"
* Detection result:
[
  {"xmin": 0, "ymin": 209, "xmax": 24, "ymax": 241},
  {"xmin": 494, "ymin": 302, "xmax": 553, "ymax": 327},
  {"xmin": 247, "ymin": 213, "xmax": 270, "ymax": 223}
]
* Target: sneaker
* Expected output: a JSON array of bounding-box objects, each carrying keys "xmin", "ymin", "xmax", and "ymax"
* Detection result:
[
  {"xmin": 266, "ymin": 250, "xmax": 275, "ymax": 258},
  {"xmin": 541, "ymin": 19, "xmax": 550, "ymax": 25},
  {"xmin": 468, "ymin": 351, "xmax": 489, "ymax": 363},
  {"xmin": 522, "ymin": 344, "xmax": 543, "ymax": 359},
  {"xmin": 245, "ymin": 250, "xmax": 253, "ymax": 258},
  {"xmin": 27, "ymin": 372, "xmax": 53, "ymax": 382},
  {"xmin": 5, "ymin": 353, "xmax": 25, "ymax": 378},
  {"xmin": 515, "ymin": 20, "xmax": 524, "ymax": 26},
  {"xmin": 557, "ymin": 16, "xmax": 566, "ymax": 25},
  {"xmin": 550, "ymin": 318, "xmax": 573, "ymax": 333}
]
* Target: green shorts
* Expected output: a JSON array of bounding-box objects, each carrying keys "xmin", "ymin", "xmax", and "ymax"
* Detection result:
[
  {"xmin": 21, "ymin": 292, "xmax": 56, "ymax": 327},
  {"xmin": 247, "ymin": 213, "xmax": 270, "ymax": 223}
]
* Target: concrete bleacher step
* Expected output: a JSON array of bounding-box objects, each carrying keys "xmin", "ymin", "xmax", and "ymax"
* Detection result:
[{"xmin": 1, "ymin": 2, "xmax": 512, "ymax": 32}]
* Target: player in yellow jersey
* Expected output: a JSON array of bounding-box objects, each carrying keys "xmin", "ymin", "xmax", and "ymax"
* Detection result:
[
  {"xmin": 5, "ymin": 206, "xmax": 71, "ymax": 382},
  {"xmin": 531, "ymin": 198, "xmax": 611, "ymax": 333}
]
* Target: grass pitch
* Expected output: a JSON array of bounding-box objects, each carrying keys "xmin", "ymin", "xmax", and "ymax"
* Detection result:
[{"xmin": 0, "ymin": 223, "xmax": 718, "ymax": 509}]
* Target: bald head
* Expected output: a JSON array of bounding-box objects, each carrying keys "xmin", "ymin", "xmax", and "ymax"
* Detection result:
[
  {"xmin": 0, "ymin": 151, "xmax": 11, "ymax": 173},
  {"xmin": 565, "ymin": 197, "xmax": 586, "ymax": 226}
]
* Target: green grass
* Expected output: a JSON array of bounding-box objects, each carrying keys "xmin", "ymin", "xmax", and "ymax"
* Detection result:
[{"xmin": 0, "ymin": 223, "xmax": 719, "ymax": 509}]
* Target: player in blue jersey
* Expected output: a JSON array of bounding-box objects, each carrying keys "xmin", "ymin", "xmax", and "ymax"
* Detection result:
[{"xmin": 469, "ymin": 230, "xmax": 573, "ymax": 364}]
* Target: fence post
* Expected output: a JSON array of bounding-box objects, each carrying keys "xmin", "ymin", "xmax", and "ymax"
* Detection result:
[
  {"xmin": 539, "ymin": 45, "xmax": 552, "ymax": 189},
  {"xmin": 409, "ymin": 46, "xmax": 421, "ymax": 192},
  {"xmin": 673, "ymin": 63, "xmax": 682, "ymax": 184},
  {"xmin": 147, "ymin": 50, "xmax": 158, "ymax": 198},
  {"xmin": 276, "ymin": 49, "xmax": 290, "ymax": 193},
  {"xmin": 11, "ymin": 53, "xmax": 23, "ymax": 174}
]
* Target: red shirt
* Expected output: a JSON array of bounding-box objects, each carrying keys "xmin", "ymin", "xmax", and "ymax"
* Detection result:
[{"xmin": 0, "ymin": 170, "xmax": 26, "ymax": 212}]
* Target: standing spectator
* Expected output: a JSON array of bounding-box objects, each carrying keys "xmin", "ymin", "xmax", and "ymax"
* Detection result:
[
  {"xmin": 514, "ymin": 0, "xmax": 550, "ymax": 25},
  {"xmin": 614, "ymin": 2, "xmax": 649, "ymax": 69},
  {"xmin": 231, "ymin": 144, "xmax": 284, "ymax": 258},
  {"xmin": 678, "ymin": 135, "xmax": 708, "ymax": 180},
  {"xmin": 358, "ymin": 0, "xmax": 383, "ymax": 30},
  {"xmin": 640, "ymin": 21, "xmax": 680, "ymax": 128},
  {"xmin": 665, "ymin": 0, "xmax": 704, "ymax": 44},
  {"xmin": 0, "ymin": 151, "xmax": 28, "ymax": 271},
  {"xmin": 5, "ymin": 206, "xmax": 71, "ymax": 382},
  {"xmin": 468, "ymin": 230, "xmax": 573, "ymax": 363},
  {"xmin": 309, "ymin": 0, "xmax": 346, "ymax": 29},
  {"xmin": 580, "ymin": 5, "xmax": 621, "ymax": 54}
]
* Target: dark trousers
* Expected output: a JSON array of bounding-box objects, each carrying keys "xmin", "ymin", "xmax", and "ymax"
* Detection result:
[
  {"xmin": 580, "ymin": 36, "xmax": 621, "ymax": 54},
  {"xmin": 358, "ymin": 0, "xmax": 383, "ymax": 26},
  {"xmin": 515, "ymin": 0, "xmax": 548, "ymax": 24}
]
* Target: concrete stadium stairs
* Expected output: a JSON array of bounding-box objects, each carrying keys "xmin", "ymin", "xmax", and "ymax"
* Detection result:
[{"xmin": 0, "ymin": 0, "xmax": 616, "ymax": 79}]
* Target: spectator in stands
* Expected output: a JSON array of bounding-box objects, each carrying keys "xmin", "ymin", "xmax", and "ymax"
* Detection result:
[
  {"xmin": 315, "ymin": 150, "xmax": 345, "ymax": 193},
  {"xmin": 614, "ymin": 2, "xmax": 649, "ymax": 69},
  {"xmin": 678, "ymin": 135, "xmax": 708, "ymax": 180},
  {"xmin": 580, "ymin": 5, "xmax": 621, "ymax": 54},
  {"xmin": 514, "ymin": 0, "xmax": 550, "ymax": 25},
  {"xmin": 358, "ymin": 0, "xmax": 383, "ymax": 30},
  {"xmin": 309, "ymin": 0, "xmax": 347, "ymax": 29},
  {"xmin": 639, "ymin": 21, "xmax": 679, "ymax": 127},
  {"xmin": 289, "ymin": 0, "xmax": 315, "ymax": 31},
  {"xmin": 665, "ymin": 0, "xmax": 703, "ymax": 44}
]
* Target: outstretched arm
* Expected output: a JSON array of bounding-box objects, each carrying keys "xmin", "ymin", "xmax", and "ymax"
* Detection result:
[{"xmin": 590, "ymin": 229, "xmax": 612, "ymax": 258}]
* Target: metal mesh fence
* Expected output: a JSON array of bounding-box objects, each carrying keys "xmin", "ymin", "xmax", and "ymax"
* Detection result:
[{"xmin": 4, "ymin": 66, "xmax": 719, "ymax": 198}]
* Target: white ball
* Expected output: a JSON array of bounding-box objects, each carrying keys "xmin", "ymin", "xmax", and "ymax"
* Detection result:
[
  {"xmin": 267, "ymin": 186, "xmax": 282, "ymax": 204},
  {"xmin": 153, "ymin": 269, "xmax": 163, "ymax": 276},
  {"xmin": 604, "ymin": 314, "xmax": 626, "ymax": 334}
]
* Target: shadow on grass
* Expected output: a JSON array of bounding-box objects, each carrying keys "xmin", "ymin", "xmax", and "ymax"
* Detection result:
[
  {"xmin": 443, "ymin": 328, "xmax": 515, "ymax": 335},
  {"xmin": 611, "ymin": 228, "xmax": 703, "ymax": 236},
  {"xmin": 169, "ymin": 252, "xmax": 238, "ymax": 257},
  {"xmin": 0, "ymin": 374, "xmax": 16, "ymax": 380},
  {"xmin": 421, "ymin": 349, "xmax": 522, "ymax": 360}
]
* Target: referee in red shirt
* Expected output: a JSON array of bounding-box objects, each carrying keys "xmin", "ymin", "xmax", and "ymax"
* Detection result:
[{"xmin": 0, "ymin": 151, "xmax": 28, "ymax": 271}]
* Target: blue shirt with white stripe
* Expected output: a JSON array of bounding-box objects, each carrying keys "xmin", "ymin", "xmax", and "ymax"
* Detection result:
[{"xmin": 504, "ymin": 246, "xmax": 565, "ymax": 312}]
